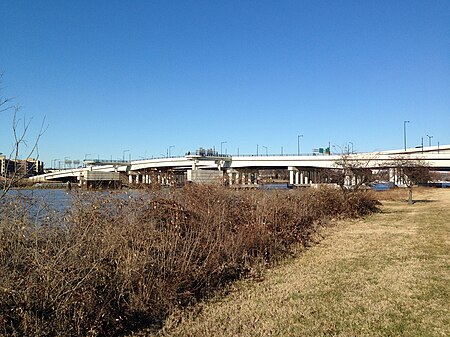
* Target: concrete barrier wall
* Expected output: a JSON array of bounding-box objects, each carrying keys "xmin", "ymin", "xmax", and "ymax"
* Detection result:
[{"xmin": 187, "ymin": 170, "xmax": 223, "ymax": 184}]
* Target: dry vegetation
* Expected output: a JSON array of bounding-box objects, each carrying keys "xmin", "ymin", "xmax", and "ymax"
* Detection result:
[
  {"xmin": 0, "ymin": 184, "xmax": 379, "ymax": 336},
  {"xmin": 156, "ymin": 187, "xmax": 450, "ymax": 337}
]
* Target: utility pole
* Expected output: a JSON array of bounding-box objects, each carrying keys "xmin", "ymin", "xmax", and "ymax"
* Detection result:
[{"xmin": 427, "ymin": 135, "xmax": 433, "ymax": 147}]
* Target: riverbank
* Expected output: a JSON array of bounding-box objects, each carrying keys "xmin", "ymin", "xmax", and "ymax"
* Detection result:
[
  {"xmin": 154, "ymin": 188, "xmax": 450, "ymax": 336},
  {"xmin": 0, "ymin": 185, "xmax": 379, "ymax": 336}
]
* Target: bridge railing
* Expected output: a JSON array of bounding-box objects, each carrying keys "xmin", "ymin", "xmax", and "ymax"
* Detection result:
[
  {"xmin": 84, "ymin": 159, "xmax": 130, "ymax": 165},
  {"xmin": 231, "ymin": 153, "xmax": 336, "ymax": 157}
]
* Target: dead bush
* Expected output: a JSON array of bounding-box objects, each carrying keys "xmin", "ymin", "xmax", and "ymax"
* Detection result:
[{"xmin": 0, "ymin": 184, "xmax": 379, "ymax": 336}]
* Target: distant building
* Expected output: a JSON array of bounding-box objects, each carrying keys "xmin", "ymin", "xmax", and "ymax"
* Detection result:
[
  {"xmin": 0, "ymin": 154, "xmax": 15, "ymax": 178},
  {"xmin": 0, "ymin": 154, "xmax": 44, "ymax": 178}
]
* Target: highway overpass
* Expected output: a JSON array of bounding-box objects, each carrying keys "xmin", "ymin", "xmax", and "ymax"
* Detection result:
[{"xmin": 29, "ymin": 144, "xmax": 450, "ymax": 187}]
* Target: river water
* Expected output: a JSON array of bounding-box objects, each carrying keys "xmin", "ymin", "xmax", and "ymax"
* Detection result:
[{"xmin": 4, "ymin": 188, "xmax": 73, "ymax": 211}]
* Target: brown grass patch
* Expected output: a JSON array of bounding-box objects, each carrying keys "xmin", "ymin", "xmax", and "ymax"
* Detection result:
[{"xmin": 156, "ymin": 188, "xmax": 450, "ymax": 337}]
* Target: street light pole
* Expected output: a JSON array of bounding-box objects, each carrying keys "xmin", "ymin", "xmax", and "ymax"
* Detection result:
[
  {"xmin": 349, "ymin": 142, "xmax": 354, "ymax": 154},
  {"xmin": 220, "ymin": 141, "xmax": 227, "ymax": 155},
  {"xmin": 403, "ymin": 121, "xmax": 410, "ymax": 151},
  {"xmin": 426, "ymin": 135, "xmax": 433, "ymax": 147},
  {"xmin": 297, "ymin": 134, "xmax": 303, "ymax": 155},
  {"xmin": 123, "ymin": 150, "xmax": 129, "ymax": 161},
  {"xmin": 168, "ymin": 145, "xmax": 175, "ymax": 157},
  {"xmin": 257, "ymin": 144, "xmax": 259, "ymax": 156},
  {"xmin": 262, "ymin": 146, "xmax": 268, "ymax": 156}
]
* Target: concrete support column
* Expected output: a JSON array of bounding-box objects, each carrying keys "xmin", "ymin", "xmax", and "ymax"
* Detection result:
[
  {"xmin": 389, "ymin": 168, "xmax": 394, "ymax": 183},
  {"xmin": 135, "ymin": 174, "xmax": 140, "ymax": 184},
  {"xmin": 295, "ymin": 171, "xmax": 299, "ymax": 185},
  {"xmin": 129, "ymin": 175, "xmax": 133, "ymax": 184},
  {"xmin": 288, "ymin": 167, "xmax": 298, "ymax": 185},
  {"xmin": 300, "ymin": 172, "xmax": 304, "ymax": 185},
  {"xmin": 344, "ymin": 175, "xmax": 351, "ymax": 186}
]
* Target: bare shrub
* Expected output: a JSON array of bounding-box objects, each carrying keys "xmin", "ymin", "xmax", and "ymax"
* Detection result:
[{"xmin": 0, "ymin": 184, "xmax": 379, "ymax": 336}]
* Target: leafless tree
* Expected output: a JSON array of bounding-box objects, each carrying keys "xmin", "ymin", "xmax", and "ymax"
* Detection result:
[
  {"xmin": 325, "ymin": 154, "xmax": 377, "ymax": 192},
  {"xmin": 386, "ymin": 157, "xmax": 431, "ymax": 204},
  {"xmin": 1, "ymin": 74, "xmax": 47, "ymax": 198}
]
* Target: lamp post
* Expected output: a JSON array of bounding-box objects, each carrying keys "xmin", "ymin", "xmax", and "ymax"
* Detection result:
[
  {"xmin": 220, "ymin": 141, "xmax": 227, "ymax": 156},
  {"xmin": 123, "ymin": 150, "xmax": 129, "ymax": 161},
  {"xmin": 168, "ymin": 145, "xmax": 175, "ymax": 157},
  {"xmin": 262, "ymin": 146, "xmax": 268, "ymax": 156},
  {"xmin": 297, "ymin": 134, "xmax": 303, "ymax": 155},
  {"xmin": 426, "ymin": 135, "xmax": 433, "ymax": 147},
  {"xmin": 83, "ymin": 154, "xmax": 91, "ymax": 167},
  {"xmin": 403, "ymin": 121, "xmax": 410, "ymax": 151},
  {"xmin": 349, "ymin": 142, "xmax": 354, "ymax": 154},
  {"xmin": 256, "ymin": 144, "xmax": 259, "ymax": 156},
  {"xmin": 53, "ymin": 158, "xmax": 59, "ymax": 169}
]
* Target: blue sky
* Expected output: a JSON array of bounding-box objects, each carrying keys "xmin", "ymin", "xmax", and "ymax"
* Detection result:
[{"xmin": 1, "ymin": 0, "xmax": 449, "ymax": 166}]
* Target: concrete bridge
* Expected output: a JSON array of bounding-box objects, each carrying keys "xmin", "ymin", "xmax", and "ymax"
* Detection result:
[{"xmin": 29, "ymin": 144, "xmax": 450, "ymax": 187}]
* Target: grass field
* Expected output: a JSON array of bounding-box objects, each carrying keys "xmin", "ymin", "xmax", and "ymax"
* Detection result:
[{"xmin": 154, "ymin": 188, "xmax": 450, "ymax": 336}]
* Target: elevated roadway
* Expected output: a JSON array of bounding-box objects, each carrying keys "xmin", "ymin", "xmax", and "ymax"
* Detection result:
[{"xmin": 29, "ymin": 144, "xmax": 450, "ymax": 185}]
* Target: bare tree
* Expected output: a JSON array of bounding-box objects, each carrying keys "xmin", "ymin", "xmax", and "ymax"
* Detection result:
[
  {"xmin": 1, "ymin": 74, "xmax": 47, "ymax": 198},
  {"xmin": 325, "ymin": 154, "xmax": 376, "ymax": 192},
  {"xmin": 387, "ymin": 157, "xmax": 431, "ymax": 204}
]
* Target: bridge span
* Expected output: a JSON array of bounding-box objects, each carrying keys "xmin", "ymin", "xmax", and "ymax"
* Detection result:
[{"xmin": 29, "ymin": 144, "xmax": 450, "ymax": 187}]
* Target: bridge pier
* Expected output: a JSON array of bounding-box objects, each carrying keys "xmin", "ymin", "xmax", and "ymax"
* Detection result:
[{"xmin": 289, "ymin": 167, "xmax": 298, "ymax": 185}]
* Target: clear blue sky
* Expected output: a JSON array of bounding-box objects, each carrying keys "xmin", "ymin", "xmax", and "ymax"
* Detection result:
[{"xmin": 1, "ymin": 0, "xmax": 449, "ymax": 166}]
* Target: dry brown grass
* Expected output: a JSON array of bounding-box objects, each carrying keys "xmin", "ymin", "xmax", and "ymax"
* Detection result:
[
  {"xmin": 155, "ymin": 188, "xmax": 450, "ymax": 337},
  {"xmin": 374, "ymin": 186, "xmax": 430, "ymax": 202},
  {"xmin": 0, "ymin": 185, "xmax": 379, "ymax": 336}
]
